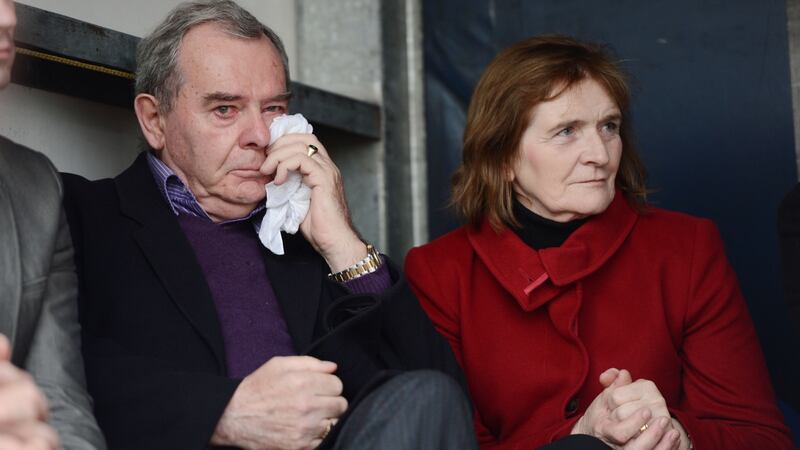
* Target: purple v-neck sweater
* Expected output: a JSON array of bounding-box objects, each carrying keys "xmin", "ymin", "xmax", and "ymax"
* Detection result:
[{"xmin": 177, "ymin": 214, "xmax": 295, "ymax": 379}]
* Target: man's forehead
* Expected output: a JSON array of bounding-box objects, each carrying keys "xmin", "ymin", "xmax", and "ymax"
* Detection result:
[
  {"xmin": 175, "ymin": 23, "xmax": 287, "ymax": 96},
  {"xmin": 178, "ymin": 23, "xmax": 277, "ymax": 63}
]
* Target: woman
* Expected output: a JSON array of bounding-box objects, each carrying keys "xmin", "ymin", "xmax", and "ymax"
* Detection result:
[{"xmin": 405, "ymin": 35, "xmax": 793, "ymax": 450}]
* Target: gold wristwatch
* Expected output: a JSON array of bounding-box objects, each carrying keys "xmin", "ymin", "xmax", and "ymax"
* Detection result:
[{"xmin": 328, "ymin": 244, "xmax": 382, "ymax": 283}]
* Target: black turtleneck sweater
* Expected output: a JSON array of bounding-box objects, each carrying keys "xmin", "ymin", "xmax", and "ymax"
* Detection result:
[{"xmin": 511, "ymin": 200, "xmax": 587, "ymax": 250}]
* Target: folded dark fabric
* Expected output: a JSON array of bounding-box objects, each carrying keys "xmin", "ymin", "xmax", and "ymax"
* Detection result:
[{"xmin": 538, "ymin": 434, "xmax": 612, "ymax": 450}]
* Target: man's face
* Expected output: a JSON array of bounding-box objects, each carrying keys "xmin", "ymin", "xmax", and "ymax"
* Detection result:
[
  {"xmin": 158, "ymin": 23, "xmax": 289, "ymax": 221},
  {"xmin": 0, "ymin": 0, "xmax": 16, "ymax": 89}
]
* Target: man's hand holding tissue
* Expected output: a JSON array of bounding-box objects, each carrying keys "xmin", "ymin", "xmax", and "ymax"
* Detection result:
[{"xmin": 261, "ymin": 134, "xmax": 368, "ymax": 272}]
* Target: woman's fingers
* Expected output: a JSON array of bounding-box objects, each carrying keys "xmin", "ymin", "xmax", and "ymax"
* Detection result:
[
  {"xmin": 597, "ymin": 407, "xmax": 652, "ymax": 445},
  {"xmin": 608, "ymin": 379, "xmax": 665, "ymax": 412},
  {"xmin": 599, "ymin": 368, "xmax": 620, "ymax": 388},
  {"xmin": 652, "ymin": 429, "xmax": 681, "ymax": 450},
  {"xmin": 624, "ymin": 417, "xmax": 675, "ymax": 450}
]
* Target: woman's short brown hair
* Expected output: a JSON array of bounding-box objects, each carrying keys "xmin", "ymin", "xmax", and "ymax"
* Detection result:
[{"xmin": 451, "ymin": 35, "xmax": 648, "ymax": 229}]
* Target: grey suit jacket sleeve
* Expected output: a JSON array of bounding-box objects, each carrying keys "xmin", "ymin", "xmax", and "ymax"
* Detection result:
[
  {"xmin": 0, "ymin": 138, "xmax": 106, "ymax": 450},
  {"xmin": 25, "ymin": 209, "xmax": 106, "ymax": 450}
]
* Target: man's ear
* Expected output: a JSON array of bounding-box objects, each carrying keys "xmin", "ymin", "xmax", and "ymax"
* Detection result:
[{"xmin": 134, "ymin": 94, "xmax": 167, "ymax": 150}]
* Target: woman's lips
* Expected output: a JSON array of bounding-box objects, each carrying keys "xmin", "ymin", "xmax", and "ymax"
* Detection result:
[{"xmin": 576, "ymin": 178, "xmax": 607, "ymax": 185}]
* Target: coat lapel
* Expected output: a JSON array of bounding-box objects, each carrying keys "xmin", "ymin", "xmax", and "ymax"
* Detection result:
[
  {"xmin": 0, "ymin": 176, "xmax": 21, "ymax": 345},
  {"xmin": 261, "ymin": 232, "xmax": 321, "ymax": 353},
  {"xmin": 115, "ymin": 154, "xmax": 227, "ymax": 372}
]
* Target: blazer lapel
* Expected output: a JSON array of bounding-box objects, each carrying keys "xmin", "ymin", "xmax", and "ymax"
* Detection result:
[
  {"xmin": 262, "ymin": 232, "xmax": 321, "ymax": 353},
  {"xmin": 115, "ymin": 154, "xmax": 227, "ymax": 372},
  {"xmin": 0, "ymin": 176, "xmax": 21, "ymax": 346}
]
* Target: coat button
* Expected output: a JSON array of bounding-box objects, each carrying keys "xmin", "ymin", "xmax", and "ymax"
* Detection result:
[{"xmin": 565, "ymin": 397, "xmax": 579, "ymax": 416}]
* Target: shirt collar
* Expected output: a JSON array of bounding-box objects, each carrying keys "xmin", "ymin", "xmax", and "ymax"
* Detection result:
[{"xmin": 146, "ymin": 151, "xmax": 264, "ymax": 224}]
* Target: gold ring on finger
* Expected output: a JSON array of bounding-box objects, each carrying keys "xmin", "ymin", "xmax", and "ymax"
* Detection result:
[
  {"xmin": 307, "ymin": 144, "xmax": 319, "ymax": 157},
  {"xmin": 639, "ymin": 422, "xmax": 649, "ymax": 434}
]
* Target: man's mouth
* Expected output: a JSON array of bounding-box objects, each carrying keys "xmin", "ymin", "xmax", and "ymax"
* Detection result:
[{"xmin": 230, "ymin": 169, "xmax": 265, "ymax": 179}]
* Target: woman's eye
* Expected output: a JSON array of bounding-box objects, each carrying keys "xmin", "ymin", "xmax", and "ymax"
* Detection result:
[
  {"xmin": 603, "ymin": 122, "xmax": 620, "ymax": 133},
  {"xmin": 556, "ymin": 127, "xmax": 575, "ymax": 137}
]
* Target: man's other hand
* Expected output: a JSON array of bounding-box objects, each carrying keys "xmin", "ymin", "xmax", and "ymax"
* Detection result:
[{"xmin": 211, "ymin": 355, "xmax": 347, "ymax": 450}]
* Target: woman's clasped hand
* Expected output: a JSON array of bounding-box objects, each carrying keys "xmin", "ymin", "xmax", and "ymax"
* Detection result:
[{"xmin": 573, "ymin": 369, "xmax": 687, "ymax": 450}]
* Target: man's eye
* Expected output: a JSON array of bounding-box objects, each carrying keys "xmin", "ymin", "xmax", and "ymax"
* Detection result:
[
  {"xmin": 216, "ymin": 105, "xmax": 233, "ymax": 115},
  {"xmin": 265, "ymin": 105, "xmax": 286, "ymax": 113}
]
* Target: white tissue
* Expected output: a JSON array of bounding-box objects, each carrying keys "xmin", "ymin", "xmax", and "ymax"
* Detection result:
[{"xmin": 258, "ymin": 114, "xmax": 314, "ymax": 255}]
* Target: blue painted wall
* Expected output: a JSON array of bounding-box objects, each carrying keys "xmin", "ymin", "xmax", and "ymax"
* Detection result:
[{"xmin": 424, "ymin": 0, "xmax": 800, "ymax": 417}]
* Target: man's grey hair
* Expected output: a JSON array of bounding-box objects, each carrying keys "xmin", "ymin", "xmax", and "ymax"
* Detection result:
[{"xmin": 135, "ymin": 0, "xmax": 290, "ymax": 112}]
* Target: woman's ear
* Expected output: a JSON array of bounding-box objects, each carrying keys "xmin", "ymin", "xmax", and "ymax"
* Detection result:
[
  {"xmin": 134, "ymin": 94, "xmax": 167, "ymax": 150},
  {"xmin": 504, "ymin": 162, "xmax": 516, "ymax": 183}
]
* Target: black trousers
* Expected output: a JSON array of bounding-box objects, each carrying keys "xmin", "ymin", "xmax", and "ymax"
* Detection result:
[
  {"xmin": 540, "ymin": 434, "xmax": 613, "ymax": 450},
  {"xmin": 330, "ymin": 370, "xmax": 478, "ymax": 449}
]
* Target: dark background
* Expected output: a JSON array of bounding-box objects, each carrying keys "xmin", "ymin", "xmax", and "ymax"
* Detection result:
[{"xmin": 423, "ymin": 0, "xmax": 800, "ymax": 441}]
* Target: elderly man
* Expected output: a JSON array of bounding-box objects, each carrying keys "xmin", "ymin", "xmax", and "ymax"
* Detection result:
[
  {"xmin": 62, "ymin": 1, "xmax": 474, "ymax": 449},
  {"xmin": 0, "ymin": 1, "xmax": 105, "ymax": 449}
]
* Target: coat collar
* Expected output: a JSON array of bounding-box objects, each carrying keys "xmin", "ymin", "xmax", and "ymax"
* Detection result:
[
  {"xmin": 467, "ymin": 192, "xmax": 638, "ymax": 312},
  {"xmin": 115, "ymin": 153, "xmax": 229, "ymax": 372},
  {"xmin": 261, "ymin": 232, "xmax": 322, "ymax": 353}
]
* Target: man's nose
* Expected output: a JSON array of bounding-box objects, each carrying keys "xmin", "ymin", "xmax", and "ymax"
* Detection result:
[{"xmin": 240, "ymin": 109, "xmax": 271, "ymax": 150}]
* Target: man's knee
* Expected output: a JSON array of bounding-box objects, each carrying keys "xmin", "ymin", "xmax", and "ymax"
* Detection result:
[
  {"xmin": 384, "ymin": 370, "xmax": 469, "ymax": 414},
  {"xmin": 396, "ymin": 370, "xmax": 462, "ymax": 395},
  {"xmin": 332, "ymin": 370, "xmax": 477, "ymax": 449}
]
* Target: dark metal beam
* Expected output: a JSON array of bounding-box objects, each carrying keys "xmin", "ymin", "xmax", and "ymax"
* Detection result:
[
  {"xmin": 11, "ymin": 3, "xmax": 381, "ymax": 139},
  {"xmin": 15, "ymin": 3, "xmax": 137, "ymax": 72},
  {"xmin": 291, "ymin": 83, "xmax": 381, "ymax": 140}
]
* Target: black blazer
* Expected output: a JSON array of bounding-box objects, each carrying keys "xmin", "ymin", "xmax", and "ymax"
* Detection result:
[{"xmin": 62, "ymin": 153, "xmax": 463, "ymax": 450}]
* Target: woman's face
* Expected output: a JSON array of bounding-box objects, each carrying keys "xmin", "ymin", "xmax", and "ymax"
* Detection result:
[{"xmin": 510, "ymin": 78, "xmax": 623, "ymax": 222}]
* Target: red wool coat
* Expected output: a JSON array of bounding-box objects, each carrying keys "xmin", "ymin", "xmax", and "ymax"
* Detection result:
[{"xmin": 405, "ymin": 194, "xmax": 792, "ymax": 450}]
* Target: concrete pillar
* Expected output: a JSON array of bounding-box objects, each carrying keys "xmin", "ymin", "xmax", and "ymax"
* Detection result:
[
  {"xmin": 295, "ymin": 0, "xmax": 388, "ymax": 251},
  {"xmin": 381, "ymin": 0, "xmax": 429, "ymax": 258}
]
